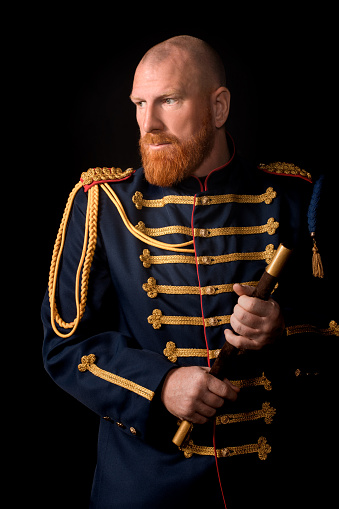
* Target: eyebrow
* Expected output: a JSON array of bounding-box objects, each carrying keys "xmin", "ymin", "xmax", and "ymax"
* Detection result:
[{"xmin": 129, "ymin": 89, "xmax": 182, "ymax": 103}]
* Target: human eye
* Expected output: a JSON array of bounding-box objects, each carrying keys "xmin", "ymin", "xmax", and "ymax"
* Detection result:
[
  {"xmin": 136, "ymin": 100, "xmax": 146, "ymax": 108},
  {"xmin": 164, "ymin": 97, "xmax": 178, "ymax": 106}
]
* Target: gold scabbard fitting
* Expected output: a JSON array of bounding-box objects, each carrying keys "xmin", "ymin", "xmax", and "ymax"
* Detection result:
[{"xmin": 266, "ymin": 243, "xmax": 292, "ymax": 278}]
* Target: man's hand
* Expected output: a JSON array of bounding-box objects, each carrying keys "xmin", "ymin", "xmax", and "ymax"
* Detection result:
[
  {"xmin": 224, "ymin": 283, "xmax": 285, "ymax": 350},
  {"xmin": 161, "ymin": 366, "xmax": 240, "ymax": 424}
]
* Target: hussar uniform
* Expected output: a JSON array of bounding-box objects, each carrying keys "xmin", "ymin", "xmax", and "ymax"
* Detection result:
[{"xmin": 42, "ymin": 138, "xmax": 338, "ymax": 508}]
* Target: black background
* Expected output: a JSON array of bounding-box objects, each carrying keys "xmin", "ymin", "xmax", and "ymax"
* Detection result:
[{"xmin": 10, "ymin": 7, "xmax": 337, "ymax": 507}]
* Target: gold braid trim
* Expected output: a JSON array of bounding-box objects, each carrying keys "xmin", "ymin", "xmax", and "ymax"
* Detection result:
[
  {"xmin": 78, "ymin": 354, "xmax": 154, "ymax": 401},
  {"xmin": 142, "ymin": 277, "xmax": 259, "ymax": 298},
  {"xmin": 216, "ymin": 402, "xmax": 276, "ymax": 425},
  {"xmin": 132, "ymin": 187, "xmax": 276, "ymax": 209},
  {"xmin": 163, "ymin": 341, "xmax": 221, "ymax": 363},
  {"xmin": 180, "ymin": 436, "xmax": 271, "ymax": 460},
  {"xmin": 140, "ymin": 244, "xmax": 275, "ymax": 268},
  {"xmin": 231, "ymin": 372, "xmax": 272, "ymax": 391},
  {"xmin": 286, "ymin": 320, "xmax": 339, "ymax": 337},
  {"xmin": 148, "ymin": 309, "xmax": 230, "ymax": 329},
  {"xmin": 135, "ymin": 217, "xmax": 279, "ymax": 238},
  {"xmin": 48, "ymin": 183, "xmax": 99, "ymax": 338}
]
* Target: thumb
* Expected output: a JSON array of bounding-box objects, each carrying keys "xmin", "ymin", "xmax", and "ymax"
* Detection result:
[{"xmin": 233, "ymin": 283, "xmax": 256, "ymax": 297}]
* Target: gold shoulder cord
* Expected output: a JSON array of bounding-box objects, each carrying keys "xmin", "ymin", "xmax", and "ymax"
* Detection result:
[
  {"xmin": 100, "ymin": 183, "xmax": 194, "ymax": 253},
  {"xmin": 48, "ymin": 182, "xmax": 99, "ymax": 338},
  {"xmin": 48, "ymin": 179, "xmax": 194, "ymax": 339}
]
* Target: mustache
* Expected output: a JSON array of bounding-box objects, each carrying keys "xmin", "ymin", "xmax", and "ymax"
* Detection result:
[{"xmin": 140, "ymin": 133, "xmax": 180, "ymax": 146}]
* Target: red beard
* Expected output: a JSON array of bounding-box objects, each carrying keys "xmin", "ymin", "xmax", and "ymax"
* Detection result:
[{"xmin": 139, "ymin": 112, "xmax": 215, "ymax": 187}]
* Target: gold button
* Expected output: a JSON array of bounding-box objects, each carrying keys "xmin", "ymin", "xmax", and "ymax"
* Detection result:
[
  {"xmin": 221, "ymin": 415, "xmax": 230, "ymax": 424},
  {"xmin": 207, "ymin": 317, "xmax": 219, "ymax": 326},
  {"xmin": 130, "ymin": 427, "xmax": 137, "ymax": 435},
  {"xmin": 199, "ymin": 229, "xmax": 210, "ymax": 237},
  {"xmin": 116, "ymin": 422, "xmax": 125, "ymax": 429},
  {"xmin": 200, "ymin": 196, "xmax": 211, "ymax": 205},
  {"xmin": 221, "ymin": 448, "xmax": 231, "ymax": 457},
  {"xmin": 205, "ymin": 286, "xmax": 216, "ymax": 295},
  {"xmin": 200, "ymin": 256, "xmax": 212, "ymax": 265}
]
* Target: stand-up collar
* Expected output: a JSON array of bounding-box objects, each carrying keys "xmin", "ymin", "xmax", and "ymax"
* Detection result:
[{"xmin": 175, "ymin": 132, "xmax": 237, "ymax": 194}]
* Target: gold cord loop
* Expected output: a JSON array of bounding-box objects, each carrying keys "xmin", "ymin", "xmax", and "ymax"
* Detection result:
[{"xmin": 48, "ymin": 183, "xmax": 99, "ymax": 338}]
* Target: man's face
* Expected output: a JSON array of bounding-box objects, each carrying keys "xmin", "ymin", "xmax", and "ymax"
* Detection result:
[{"xmin": 130, "ymin": 54, "xmax": 215, "ymax": 186}]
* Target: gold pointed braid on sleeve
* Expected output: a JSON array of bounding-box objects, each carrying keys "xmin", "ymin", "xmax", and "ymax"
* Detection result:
[
  {"xmin": 132, "ymin": 187, "xmax": 276, "ymax": 209},
  {"xmin": 81, "ymin": 167, "xmax": 134, "ymax": 186},
  {"xmin": 140, "ymin": 245, "xmax": 275, "ymax": 268},
  {"xmin": 180, "ymin": 436, "xmax": 271, "ymax": 460},
  {"xmin": 78, "ymin": 355, "xmax": 155, "ymax": 401},
  {"xmin": 286, "ymin": 320, "xmax": 339, "ymax": 336},
  {"xmin": 258, "ymin": 162, "xmax": 312, "ymax": 182}
]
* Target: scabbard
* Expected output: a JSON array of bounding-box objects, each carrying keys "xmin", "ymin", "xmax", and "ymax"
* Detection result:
[{"xmin": 172, "ymin": 243, "xmax": 292, "ymax": 448}]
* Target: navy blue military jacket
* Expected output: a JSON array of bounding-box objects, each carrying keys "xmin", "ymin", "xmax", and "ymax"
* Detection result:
[{"xmin": 42, "ymin": 144, "xmax": 338, "ymax": 509}]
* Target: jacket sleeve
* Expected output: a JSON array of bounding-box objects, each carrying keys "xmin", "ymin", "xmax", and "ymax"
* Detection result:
[{"xmin": 41, "ymin": 185, "xmax": 176, "ymax": 441}]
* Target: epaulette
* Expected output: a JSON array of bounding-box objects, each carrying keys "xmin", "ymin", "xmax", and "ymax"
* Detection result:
[
  {"xmin": 258, "ymin": 162, "xmax": 312, "ymax": 183},
  {"xmin": 81, "ymin": 166, "xmax": 135, "ymax": 192}
]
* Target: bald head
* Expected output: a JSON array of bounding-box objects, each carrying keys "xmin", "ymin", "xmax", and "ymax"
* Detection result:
[{"xmin": 139, "ymin": 35, "xmax": 226, "ymax": 92}]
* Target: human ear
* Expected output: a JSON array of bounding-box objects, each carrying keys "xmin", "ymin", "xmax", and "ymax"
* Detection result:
[{"xmin": 213, "ymin": 87, "xmax": 231, "ymax": 128}]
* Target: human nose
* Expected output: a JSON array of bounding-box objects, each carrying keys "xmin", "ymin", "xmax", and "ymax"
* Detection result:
[{"xmin": 141, "ymin": 103, "xmax": 164, "ymax": 133}]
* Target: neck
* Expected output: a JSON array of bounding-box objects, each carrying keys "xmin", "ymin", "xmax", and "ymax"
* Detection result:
[{"xmin": 192, "ymin": 131, "xmax": 230, "ymax": 177}]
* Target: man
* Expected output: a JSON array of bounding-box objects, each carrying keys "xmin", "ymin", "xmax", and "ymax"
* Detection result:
[{"xmin": 42, "ymin": 36, "xmax": 337, "ymax": 508}]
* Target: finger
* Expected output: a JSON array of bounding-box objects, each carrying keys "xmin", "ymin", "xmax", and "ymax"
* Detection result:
[
  {"xmin": 237, "ymin": 294, "xmax": 273, "ymax": 317},
  {"xmin": 233, "ymin": 303, "xmax": 264, "ymax": 328},
  {"xmin": 207, "ymin": 374, "xmax": 240, "ymax": 401},
  {"xmin": 233, "ymin": 283, "xmax": 256, "ymax": 297},
  {"xmin": 230, "ymin": 314, "xmax": 260, "ymax": 339},
  {"xmin": 224, "ymin": 328, "xmax": 261, "ymax": 351},
  {"xmin": 190, "ymin": 411, "xmax": 212, "ymax": 425},
  {"xmin": 203, "ymin": 390, "xmax": 225, "ymax": 410}
]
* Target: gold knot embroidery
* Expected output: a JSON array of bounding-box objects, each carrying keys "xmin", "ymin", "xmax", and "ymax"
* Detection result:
[
  {"xmin": 264, "ymin": 187, "xmax": 277, "ymax": 204},
  {"xmin": 135, "ymin": 221, "xmax": 147, "ymax": 233},
  {"xmin": 81, "ymin": 167, "xmax": 133, "ymax": 186},
  {"xmin": 266, "ymin": 217, "xmax": 279, "ymax": 235},
  {"xmin": 78, "ymin": 354, "xmax": 97, "ymax": 372},
  {"xmin": 163, "ymin": 341, "xmax": 178, "ymax": 362},
  {"xmin": 257, "ymin": 436, "xmax": 272, "ymax": 460},
  {"xmin": 132, "ymin": 191, "xmax": 144, "ymax": 210},
  {"xmin": 148, "ymin": 309, "xmax": 163, "ymax": 329},
  {"xmin": 329, "ymin": 320, "xmax": 339, "ymax": 336},
  {"xmin": 264, "ymin": 244, "xmax": 275, "ymax": 264},
  {"xmin": 142, "ymin": 277, "xmax": 158, "ymax": 298},
  {"xmin": 140, "ymin": 249, "xmax": 152, "ymax": 268}
]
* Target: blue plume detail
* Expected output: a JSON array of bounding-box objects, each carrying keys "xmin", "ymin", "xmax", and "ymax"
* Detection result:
[{"xmin": 307, "ymin": 174, "xmax": 325, "ymax": 234}]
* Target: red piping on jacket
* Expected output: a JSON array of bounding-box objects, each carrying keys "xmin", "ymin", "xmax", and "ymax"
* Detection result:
[{"xmin": 191, "ymin": 195, "xmax": 228, "ymax": 509}]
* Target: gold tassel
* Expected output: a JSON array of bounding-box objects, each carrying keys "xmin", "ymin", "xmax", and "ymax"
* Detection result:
[{"xmin": 311, "ymin": 236, "xmax": 324, "ymax": 278}]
